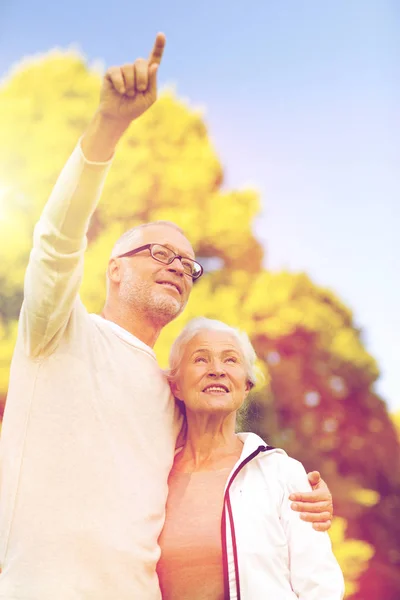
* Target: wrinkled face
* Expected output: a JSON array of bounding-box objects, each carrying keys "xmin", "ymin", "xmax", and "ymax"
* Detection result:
[
  {"xmin": 172, "ymin": 330, "xmax": 251, "ymax": 416},
  {"xmin": 110, "ymin": 224, "xmax": 195, "ymax": 325}
]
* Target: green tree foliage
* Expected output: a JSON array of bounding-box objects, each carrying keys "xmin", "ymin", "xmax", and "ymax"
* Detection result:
[{"xmin": 0, "ymin": 51, "xmax": 399, "ymax": 598}]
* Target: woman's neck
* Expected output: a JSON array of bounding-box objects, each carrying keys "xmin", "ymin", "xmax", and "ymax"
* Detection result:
[{"xmin": 174, "ymin": 412, "xmax": 243, "ymax": 473}]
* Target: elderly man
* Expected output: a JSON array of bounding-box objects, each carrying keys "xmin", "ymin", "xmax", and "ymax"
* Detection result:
[{"xmin": 0, "ymin": 34, "xmax": 333, "ymax": 599}]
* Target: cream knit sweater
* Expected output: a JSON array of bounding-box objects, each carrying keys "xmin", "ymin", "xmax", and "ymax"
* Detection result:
[{"xmin": 0, "ymin": 144, "xmax": 180, "ymax": 599}]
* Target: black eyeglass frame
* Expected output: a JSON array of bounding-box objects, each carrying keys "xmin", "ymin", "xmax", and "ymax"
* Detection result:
[{"xmin": 116, "ymin": 243, "xmax": 204, "ymax": 280}]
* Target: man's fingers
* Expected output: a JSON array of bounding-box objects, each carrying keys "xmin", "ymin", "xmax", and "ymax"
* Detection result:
[
  {"xmin": 291, "ymin": 500, "xmax": 333, "ymax": 514},
  {"xmin": 289, "ymin": 490, "xmax": 332, "ymax": 503},
  {"xmin": 148, "ymin": 63, "xmax": 159, "ymax": 93},
  {"xmin": 299, "ymin": 511, "xmax": 333, "ymax": 523},
  {"xmin": 307, "ymin": 471, "xmax": 321, "ymax": 487},
  {"xmin": 106, "ymin": 67, "xmax": 126, "ymax": 94},
  {"xmin": 121, "ymin": 64, "xmax": 136, "ymax": 96},
  {"xmin": 148, "ymin": 32, "xmax": 166, "ymax": 65},
  {"xmin": 134, "ymin": 59, "xmax": 149, "ymax": 92},
  {"xmin": 106, "ymin": 32, "xmax": 165, "ymax": 98},
  {"xmin": 313, "ymin": 520, "xmax": 332, "ymax": 532}
]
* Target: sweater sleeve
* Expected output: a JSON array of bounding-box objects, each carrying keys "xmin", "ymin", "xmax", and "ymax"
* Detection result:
[
  {"xmin": 280, "ymin": 458, "xmax": 345, "ymax": 600},
  {"xmin": 21, "ymin": 141, "xmax": 113, "ymax": 358}
]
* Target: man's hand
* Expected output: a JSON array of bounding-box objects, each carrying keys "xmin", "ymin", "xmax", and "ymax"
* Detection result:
[
  {"xmin": 82, "ymin": 33, "xmax": 166, "ymax": 161},
  {"xmin": 289, "ymin": 471, "xmax": 333, "ymax": 532},
  {"xmin": 99, "ymin": 32, "xmax": 166, "ymax": 124}
]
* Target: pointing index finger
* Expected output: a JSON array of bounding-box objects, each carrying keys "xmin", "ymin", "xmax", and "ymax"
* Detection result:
[{"xmin": 149, "ymin": 32, "xmax": 166, "ymax": 66}]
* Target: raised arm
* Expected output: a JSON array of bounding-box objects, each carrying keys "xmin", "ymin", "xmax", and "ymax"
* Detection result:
[
  {"xmin": 22, "ymin": 34, "xmax": 166, "ymax": 357},
  {"xmin": 282, "ymin": 460, "xmax": 345, "ymax": 599}
]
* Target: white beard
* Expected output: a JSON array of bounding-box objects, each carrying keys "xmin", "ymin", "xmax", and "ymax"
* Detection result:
[
  {"xmin": 148, "ymin": 289, "xmax": 183, "ymax": 321},
  {"xmin": 121, "ymin": 279, "xmax": 185, "ymax": 325}
]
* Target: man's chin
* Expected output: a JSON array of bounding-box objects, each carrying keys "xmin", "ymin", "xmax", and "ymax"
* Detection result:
[{"xmin": 150, "ymin": 294, "xmax": 184, "ymax": 322}]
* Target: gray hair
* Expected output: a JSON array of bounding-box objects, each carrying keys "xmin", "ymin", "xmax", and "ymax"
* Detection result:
[
  {"xmin": 110, "ymin": 221, "xmax": 185, "ymax": 258},
  {"xmin": 168, "ymin": 317, "xmax": 259, "ymax": 389}
]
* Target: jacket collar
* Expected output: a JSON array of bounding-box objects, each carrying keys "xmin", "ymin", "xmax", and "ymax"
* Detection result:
[{"xmin": 236, "ymin": 431, "xmax": 287, "ymax": 463}]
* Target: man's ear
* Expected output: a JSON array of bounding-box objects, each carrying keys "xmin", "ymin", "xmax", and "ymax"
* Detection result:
[{"xmin": 107, "ymin": 258, "xmax": 121, "ymax": 284}]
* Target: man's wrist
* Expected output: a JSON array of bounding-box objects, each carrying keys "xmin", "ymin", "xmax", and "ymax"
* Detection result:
[{"xmin": 81, "ymin": 111, "xmax": 132, "ymax": 162}]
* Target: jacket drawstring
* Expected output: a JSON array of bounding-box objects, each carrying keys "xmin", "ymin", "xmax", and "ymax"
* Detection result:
[{"xmin": 221, "ymin": 445, "xmax": 275, "ymax": 599}]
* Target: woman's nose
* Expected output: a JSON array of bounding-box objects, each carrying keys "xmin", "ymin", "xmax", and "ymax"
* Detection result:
[{"xmin": 208, "ymin": 362, "xmax": 226, "ymax": 376}]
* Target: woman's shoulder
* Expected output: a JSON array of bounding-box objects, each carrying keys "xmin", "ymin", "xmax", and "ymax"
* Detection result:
[{"xmin": 239, "ymin": 432, "xmax": 309, "ymax": 485}]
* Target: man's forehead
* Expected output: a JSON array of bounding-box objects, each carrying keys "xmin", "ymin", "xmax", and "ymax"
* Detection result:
[{"xmin": 138, "ymin": 225, "xmax": 195, "ymax": 257}]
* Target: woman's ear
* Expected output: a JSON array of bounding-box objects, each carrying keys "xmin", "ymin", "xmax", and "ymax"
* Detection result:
[
  {"xmin": 170, "ymin": 379, "xmax": 183, "ymax": 401},
  {"xmin": 244, "ymin": 381, "xmax": 253, "ymax": 399}
]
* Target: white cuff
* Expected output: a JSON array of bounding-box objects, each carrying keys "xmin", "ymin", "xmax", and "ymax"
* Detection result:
[{"xmin": 77, "ymin": 137, "xmax": 114, "ymax": 166}]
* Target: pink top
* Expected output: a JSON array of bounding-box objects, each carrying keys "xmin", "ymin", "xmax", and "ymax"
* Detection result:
[{"xmin": 157, "ymin": 466, "xmax": 232, "ymax": 600}]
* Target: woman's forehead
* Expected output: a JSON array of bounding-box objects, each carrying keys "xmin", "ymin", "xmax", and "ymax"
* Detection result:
[{"xmin": 187, "ymin": 330, "xmax": 241, "ymax": 352}]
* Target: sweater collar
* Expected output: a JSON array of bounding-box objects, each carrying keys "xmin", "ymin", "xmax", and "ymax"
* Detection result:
[{"xmin": 90, "ymin": 313, "xmax": 156, "ymax": 359}]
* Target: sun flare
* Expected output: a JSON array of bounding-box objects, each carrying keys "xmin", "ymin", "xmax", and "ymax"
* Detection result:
[{"xmin": 0, "ymin": 185, "xmax": 13, "ymax": 217}]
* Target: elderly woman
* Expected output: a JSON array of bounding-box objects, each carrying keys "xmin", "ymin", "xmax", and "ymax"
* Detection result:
[{"xmin": 156, "ymin": 317, "xmax": 344, "ymax": 600}]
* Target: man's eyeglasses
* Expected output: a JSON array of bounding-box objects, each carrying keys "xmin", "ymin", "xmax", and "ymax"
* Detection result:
[{"xmin": 116, "ymin": 243, "xmax": 204, "ymax": 280}]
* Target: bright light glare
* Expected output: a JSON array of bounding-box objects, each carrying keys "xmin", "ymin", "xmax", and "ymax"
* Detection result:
[
  {"xmin": 0, "ymin": 185, "xmax": 13, "ymax": 216},
  {"xmin": 0, "ymin": 185, "xmax": 11, "ymax": 199}
]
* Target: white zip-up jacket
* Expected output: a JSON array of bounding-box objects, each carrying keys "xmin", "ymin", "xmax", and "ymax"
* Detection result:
[{"xmin": 222, "ymin": 432, "xmax": 345, "ymax": 599}]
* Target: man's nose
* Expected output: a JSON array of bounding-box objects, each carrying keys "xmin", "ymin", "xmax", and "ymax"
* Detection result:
[{"xmin": 167, "ymin": 257, "xmax": 185, "ymax": 276}]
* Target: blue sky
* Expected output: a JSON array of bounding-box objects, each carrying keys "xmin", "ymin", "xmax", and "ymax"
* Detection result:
[{"xmin": 1, "ymin": 1, "xmax": 399, "ymax": 410}]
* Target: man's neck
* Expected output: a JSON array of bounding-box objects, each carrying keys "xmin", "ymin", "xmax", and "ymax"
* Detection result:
[{"xmin": 101, "ymin": 304, "xmax": 164, "ymax": 348}]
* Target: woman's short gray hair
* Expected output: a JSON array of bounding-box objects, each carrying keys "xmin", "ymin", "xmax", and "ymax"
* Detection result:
[{"xmin": 168, "ymin": 317, "xmax": 259, "ymax": 388}]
